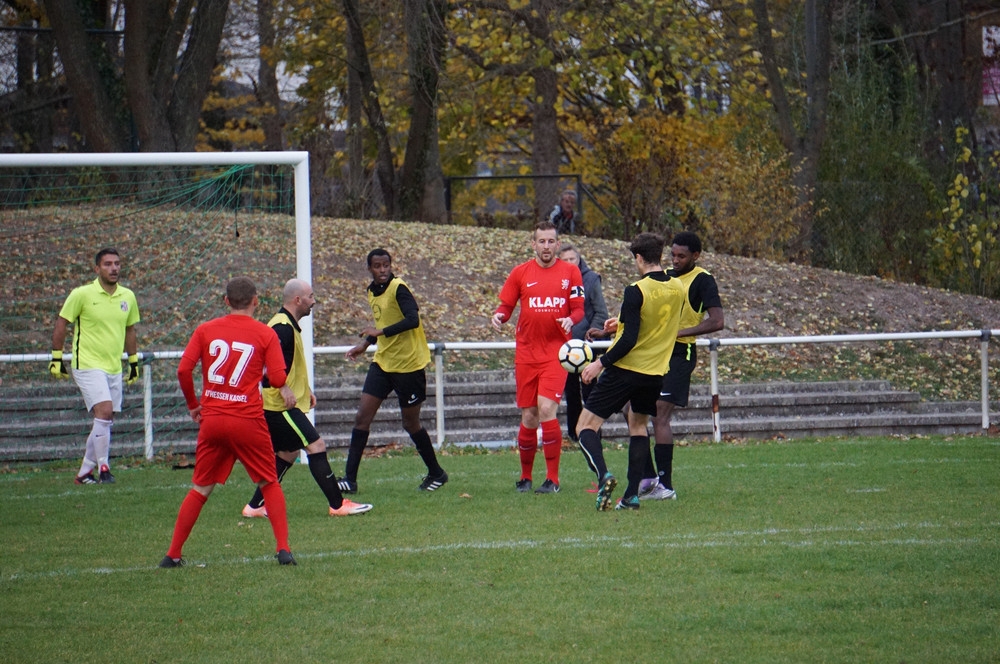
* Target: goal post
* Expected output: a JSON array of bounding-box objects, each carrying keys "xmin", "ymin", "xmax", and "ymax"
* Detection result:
[
  {"xmin": 0, "ymin": 151, "xmax": 313, "ymax": 377},
  {"xmin": 0, "ymin": 151, "xmax": 314, "ymax": 460}
]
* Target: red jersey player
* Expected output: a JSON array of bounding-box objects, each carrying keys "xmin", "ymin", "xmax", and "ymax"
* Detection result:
[
  {"xmin": 491, "ymin": 221, "xmax": 584, "ymax": 494},
  {"xmin": 160, "ymin": 277, "xmax": 298, "ymax": 568}
]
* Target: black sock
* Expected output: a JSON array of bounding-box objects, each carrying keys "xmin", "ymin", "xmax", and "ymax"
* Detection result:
[
  {"xmin": 344, "ymin": 428, "xmax": 369, "ymax": 482},
  {"xmin": 654, "ymin": 443, "xmax": 674, "ymax": 490},
  {"xmin": 248, "ymin": 456, "xmax": 294, "ymax": 508},
  {"xmin": 643, "ymin": 439, "xmax": 657, "ymax": 478},
  {"xmin": 410, "ymin": 428, "xmax": 443, "ymax": 476},
  {"xmin": 308, "ymin": 451, "xmax": 344, "ymax": 509},
  {"xmin": 248, "ymin": 486, "xmax": 265, "ymax": 509},
  {"xmin": 578, "ymin": 428, "xmax": 607, "ymax": 480},
  {"xmin": 624, "ymin": 435, "xmax": 650, "ymax": 499}
]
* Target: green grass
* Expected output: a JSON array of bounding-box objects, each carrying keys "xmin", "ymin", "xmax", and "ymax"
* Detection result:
[{"xmin": 2, "ymin": 436, "xmax": 999, "ymax": 663}]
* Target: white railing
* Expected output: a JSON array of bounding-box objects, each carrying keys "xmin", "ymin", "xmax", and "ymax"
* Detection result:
[
  {"xmin": 3, "ymin": 327, "xmax": 997, "ymax": 456},
  {"xmin": 701, "ymin": 329, "xmax": 998, "ymax": 442}
]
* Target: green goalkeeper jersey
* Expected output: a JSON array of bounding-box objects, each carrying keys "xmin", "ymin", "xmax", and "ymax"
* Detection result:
[{"xmin": 58, "ymin": 278, "xmax": 140, "ymax": 374}]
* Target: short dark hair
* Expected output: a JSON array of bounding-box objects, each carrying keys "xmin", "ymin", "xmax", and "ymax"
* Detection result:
[
  {"xmin": 95, "ymin": 248, "xmax": 120, "ymax": 265},
  {"xmin": 672, "ymin": 231, "xmax": 702, "ymax": 254},
  {"xmin": 629, "ymin": 232, "xmax": 665, "ymax": 264},
  {"xmin": 226, "ymin": 276, "xmax": 257, "ymax": 309},
  {"xmin": 366, "ymin": 248, "xmax": 391, "ymax": 267},
  {"xmin": 534, "ymin": 220, "xmax": 558, "ymax": 237}
]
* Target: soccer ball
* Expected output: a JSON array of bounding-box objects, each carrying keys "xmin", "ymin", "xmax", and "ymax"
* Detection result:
[{"xmin": 558, "ymin": 339, "xmax": 594, "ymax": 374}]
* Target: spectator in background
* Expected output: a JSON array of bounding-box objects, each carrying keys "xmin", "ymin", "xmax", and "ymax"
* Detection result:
[
  {"xmin": 549, "ymin": 190, "xmax": 579, "ymax": 235},
  {"xmin": 558, "ymin": 244, "xmax": 608, "ymax": 442}
]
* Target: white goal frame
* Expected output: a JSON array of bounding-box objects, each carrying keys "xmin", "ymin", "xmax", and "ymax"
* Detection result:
[{"xmin": 0, "ymin": 150, "xmax": 316, "ymax": 417}]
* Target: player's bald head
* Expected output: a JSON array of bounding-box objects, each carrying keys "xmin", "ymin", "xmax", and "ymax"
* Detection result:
[{"xmin": 283, "ymin": 278, "xmax": 312, "ymax": 304}]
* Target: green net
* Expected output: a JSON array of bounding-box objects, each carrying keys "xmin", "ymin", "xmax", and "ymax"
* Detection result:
[{"xmin": 0, "ymin": 162, "xmax": 298, "ymax": 461}]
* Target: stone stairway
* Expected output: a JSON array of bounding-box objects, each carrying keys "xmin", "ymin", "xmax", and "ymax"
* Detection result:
[{"xmin": 0, "ymin": 370, "xmax": 996, "ymax": 461}]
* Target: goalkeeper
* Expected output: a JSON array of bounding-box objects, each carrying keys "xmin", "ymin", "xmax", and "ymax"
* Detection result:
[{"xmin": 50, "ymin": 248, "xmax": 140, "ymax": 485}]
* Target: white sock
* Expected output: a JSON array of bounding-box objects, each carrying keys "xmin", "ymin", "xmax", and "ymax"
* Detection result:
[
  {"xmin": 88, "ymin": 418, "xmax": 113, "ymax": 469},
  {"xmin": 78, "ymin": 457, "xmax": 97, "ymax": 477}
]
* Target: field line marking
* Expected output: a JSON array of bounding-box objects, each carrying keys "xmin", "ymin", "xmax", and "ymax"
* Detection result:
[{"xmin": 3, "ymin": 520, "xmax": 995, "ymax": 582}]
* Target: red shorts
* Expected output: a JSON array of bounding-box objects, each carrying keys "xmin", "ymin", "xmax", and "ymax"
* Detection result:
[
  {"xmin": 191, "ymin": 414, "xmax": 277, "ymax": 487},
  {"xmin": 515, "ymin": 359, "xmax": 567, "ymax": 408}
]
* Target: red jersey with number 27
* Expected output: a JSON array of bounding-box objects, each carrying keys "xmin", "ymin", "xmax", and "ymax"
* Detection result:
[
  {"xmin": 495, "ymin": 259, "xmax": 584, "ymax": 364},
  {"xmin": 177, "ymin": 313, "xmax": 288, "ymax": 419}
]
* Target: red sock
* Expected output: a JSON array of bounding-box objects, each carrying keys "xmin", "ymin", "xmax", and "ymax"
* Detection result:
[
  {"xmin": 540, "ymin": 418, "xmax": 562, "ymax": 484},
  {"xmin": 260, "ymin": 481, "xmax": 290, "ymax": 553},
  {"xmin": 517, "ymin": 424, "xmax": 537, "ymax": 480},
  {"xmin": 166, "ymin": 489, "xmax": 208, "ymax": 559}
]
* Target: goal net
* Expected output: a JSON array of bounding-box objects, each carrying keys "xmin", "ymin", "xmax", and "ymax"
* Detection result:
[{"xmin": 0, "ymin": 152, "xmax": 312, "ymax": 461}]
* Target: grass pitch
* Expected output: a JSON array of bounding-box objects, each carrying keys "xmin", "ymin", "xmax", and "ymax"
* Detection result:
[{"xmin": 2, "ymin": 435, "xmax": 998, "ymax": 663}]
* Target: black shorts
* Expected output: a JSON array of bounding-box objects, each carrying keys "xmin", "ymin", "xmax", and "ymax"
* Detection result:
[
  {"xmin": 659, "ymin": 342, "xmax": 697, "ymax": 407},
  {"xmin": 363, "ymin": 363, "xmax": 427, "ymax": 408},
  {"xmin": 265, "ymin": 408, "xmax": 320, "ymax": 453},
  {"xmin": 584, "ymin": 365, "xmax": 663, "ymax": 419}
]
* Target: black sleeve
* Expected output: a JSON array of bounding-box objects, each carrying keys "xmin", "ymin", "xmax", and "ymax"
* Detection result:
[
  {"xmin": 272, "ymin": 322, "xmax": 296, "ymax": 372},
  {"xmin": 262, "ymin": 322, "xmax": 295, "ymax": 388},
  {"xmin": 600, "ymin": 284, "xmax": 643, "ymax": 367},
  {"xmin": 381, "ymin": 284, "xmax": 421, "ymax": 337},
  {"xmin": 690, "ymin": 273, "xmax": 722, "ymax": 311}
]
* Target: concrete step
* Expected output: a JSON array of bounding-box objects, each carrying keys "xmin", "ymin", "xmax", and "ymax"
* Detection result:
[{"xmin": 0, "ymin": 376, "xmax": 996, "ymax": 461}]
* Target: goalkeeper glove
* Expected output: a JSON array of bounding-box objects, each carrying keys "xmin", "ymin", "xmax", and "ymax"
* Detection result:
[
  {"xmin": 49, "ymin": 350, "xmax": 69, "ymax": 378},
  {"xmin": 126, "ymin": 354, "xmax": 140, "ymax": 385}
]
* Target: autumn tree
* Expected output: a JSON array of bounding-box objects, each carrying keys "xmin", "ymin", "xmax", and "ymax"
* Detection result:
[
  {"xmin": 874, "ymin": 0, "xmax": 984, "ymax": 151},
  {"xmin": 751, "ymin": 0, "xmax": 832, "ymax": 258},
  {"xmin": 563, "ymin": 0, "xmax": 749, "ymax": 239},
  {"xmin": 254, "ymin": 0, "xmax": 283, "ymax": 150},
  {"xmin": 398, "ymin": 0, "xmax": 448, "ymax": 222},
  {"xmin": 278, "ymin": 0, "xmax": 449, "ymax": 221},
  {"xmin": 741, "ymin": 1, "xmax": 990, "ymax": 279},
  {"xmin": 448, "ymin": 0, "xmax": 791, "ymax": 244},
  {"xmin": 41, "ymin": 0, "xmax": 229, "ymax": 152},
  {"xmin": 451, "ymin": 0, "xmax": 576, "ymax": 219},
  {"xmin": 1, "ymin": 0, "xmax": 59, "ymax": 152}
]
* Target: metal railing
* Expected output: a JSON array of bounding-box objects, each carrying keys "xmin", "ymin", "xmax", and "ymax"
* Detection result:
[
  {"xmin": 701, "ymin": 329, "xmax": 996, "ymax": 442},
  {"xmin": 2, "ymin": 327, "xmax": 997, "ymax": 457}
]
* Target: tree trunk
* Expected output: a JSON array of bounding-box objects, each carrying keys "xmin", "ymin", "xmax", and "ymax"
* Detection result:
[
  {"xmin": 877, "ymin": 0, "xmax": 979, "ymax": 150},
  {"xmin": 42, "ymin": 0, "xmax": 126, "ymax": 151},
  {"xmin": 167, "ymin": 0, "xmax": 229, "ymax": 151},
  {"xmin": 420, "ymin": 115, "xmax": 448, "ymax": 223},
  {"xmin": 122, "ymin": 0, "xmax": 227, "ymax": 151},
  {"xmin": 343, "ymin": 0, "xmax": 397, "ymax": 218},
  {"xmin": 122, "ymin": 0, "xmax": 176, "ymax": 151},
  {"xmin": 399, "ymin": 0, "xmax": 447, "ymax": 222},
  {"xmin": 531, "ymin": 65, "xmax": 561, "ymax": 223},
  {"xmin": 257, "ymin": 0, "xmax": 285, "ymax": 151},
  {"xmin": 752, "ymin": 0, "xmax": 832, "ymax": 259},
  {"xmin": 44, "ymin": 0, "xmax": 227, "ymax": 153},
  {"xmin": 13, "ymin": 15, "xmax": 37, "ymax": 150},
  {"xmin": 345, "ymin": 22, "xmax": 366, "ymax": 216}
]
